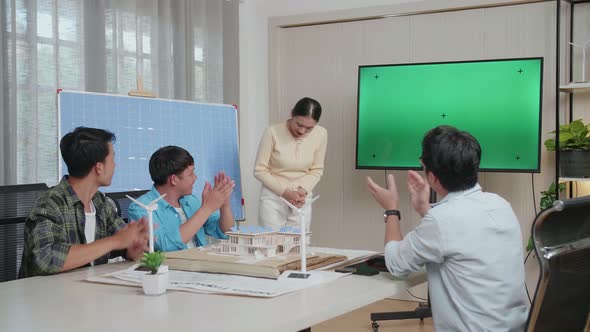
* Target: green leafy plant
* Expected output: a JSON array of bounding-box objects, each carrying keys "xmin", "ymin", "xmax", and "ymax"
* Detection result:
[
  {"xmin": 139, "ymin": 251, "xmax": 166, "ymax": 275},
  {"xmin": 527, "ymin": 182, "xmax": 566, "ymax": 251},
  {"xmin": 539, "ymin": 182, "xmax": 566, "ymax": 210},
  {"xmin": 544, "ymin": 119, "xmax": 590, "ymax": 151}
]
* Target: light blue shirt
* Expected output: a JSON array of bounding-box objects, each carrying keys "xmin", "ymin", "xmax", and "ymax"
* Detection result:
[
  {"xmin": 128, "ymin": 186, "xmax": 227, "ymax": 252},
  {"xmin": 385, "ymin": 184, "xmax": 529, "ymax": 332}
]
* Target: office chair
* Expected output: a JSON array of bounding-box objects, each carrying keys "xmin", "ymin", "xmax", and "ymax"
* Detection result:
[
  {"xmin": 371, "ymin": 191, "xmax": 435, "ymax": 332},
  {"xmin": 105, "ymin": 190, "xmax": 149, "ymax": 222},
  {"xmin": 525, "ymin": 196, "xmax": 590, "ymax": 332},
  {"xmin": 370, "ymin": 286, "xmax": 431, "ymax": 332},
  {"xmin": 0, "ymin": 183, "xmax": 49, "ymax": 282}
]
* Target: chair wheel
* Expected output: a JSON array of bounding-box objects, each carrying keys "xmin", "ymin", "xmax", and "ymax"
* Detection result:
[{"xmin": 372, "ymin": 321, "xmax": 379, "ymax": 332}]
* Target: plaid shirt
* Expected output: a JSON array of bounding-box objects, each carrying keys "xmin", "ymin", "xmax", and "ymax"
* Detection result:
[{"xmin": 19, "ymin": 177, "xmax": 127, "ymax": 278}]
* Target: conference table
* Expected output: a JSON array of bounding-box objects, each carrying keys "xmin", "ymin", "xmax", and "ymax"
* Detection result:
[{"xmin": 0, "ymin": 255, "xmax": 423, "ymax": 332}]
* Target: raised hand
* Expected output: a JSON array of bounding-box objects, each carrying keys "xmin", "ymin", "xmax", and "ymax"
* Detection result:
[
  {"xmin": 366, "ymin": 174, "xmax": 399, "ymax": 210},
  {"xmin": 215, "ymin": 171, "xmax": 233, "ymax": 208},
  {"xmin": 202, "ymin": 175, "xmax": 235, "ymax": 213},
  {"xmin": 407, "ymin": 170, "xmax": 431, "ymax": 217}
]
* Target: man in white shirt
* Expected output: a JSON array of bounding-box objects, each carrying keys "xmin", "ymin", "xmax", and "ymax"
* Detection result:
[
  {"xmin": 21, "ymin": 127, "xmax": 149, "ymax": 278},
  {"xmin": 367, "ymin": 125, "xmax": 529, "ymax": 332}
]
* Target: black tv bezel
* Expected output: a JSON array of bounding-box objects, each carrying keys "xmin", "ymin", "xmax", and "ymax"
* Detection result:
[{"xmin": 355, "ymin": 57, "xmax": 544, "ymax": 173}]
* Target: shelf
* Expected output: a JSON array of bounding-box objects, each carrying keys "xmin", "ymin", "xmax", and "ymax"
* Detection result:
[
  {"xmin": 559, "ymin": 177, "xmax": 590, "ymax": 183},
  {"xmin": 559, "ymin": 82, "xmax": 590, "ymax": 93}
]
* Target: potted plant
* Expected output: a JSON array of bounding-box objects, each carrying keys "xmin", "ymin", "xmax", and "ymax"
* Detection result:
[
  {"xmin": 527, "ymin": 182, "xmax": 566, "ymax": 251},
  {"xmin": 545, "ymin": 119, "xmax": 590, "ymax": 178},
  {"xmin": 139, "ymin": 251, "xmax": 169, "ymax": 295}
]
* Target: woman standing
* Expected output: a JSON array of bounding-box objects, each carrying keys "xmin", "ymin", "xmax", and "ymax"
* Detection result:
[{"xmin": 254, "ymin": 97, "xmax": 327, "ymax": 232}]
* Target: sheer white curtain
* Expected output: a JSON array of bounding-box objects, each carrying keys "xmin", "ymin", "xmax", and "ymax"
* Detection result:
[{"xmin": 0, "ymin": 0, "xmax": 237, "ymax": 185}]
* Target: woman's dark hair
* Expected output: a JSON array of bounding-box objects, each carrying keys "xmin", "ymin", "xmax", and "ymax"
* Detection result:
[
  {"xmin": 291, "ymin": 97, "xmax": 322, "ymax": 122},
  {"xmin": 60, "ymin": 127, "xmax": 116, "ymax": 178},
  {"xmin": 421, "ymin": 125, "xmax": 481, "ymax": 192},
  {"xmin": 149, "ymin": 146, "xmax": 195, "ymax": 186}
]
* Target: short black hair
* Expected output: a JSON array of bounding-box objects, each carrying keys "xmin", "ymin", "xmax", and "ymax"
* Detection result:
[
  {"xmin": 149, "ymin": 146, "xmax": 195, "ymax": 186},
  {"xmin": 291, "ymin": 97, "xmax": 322, "ymax": 122},
  {"xmin": 60, "ymin": 127, "xmax": 116, "ymax": 178},
  {"xmin": 420, "ymin": 125, "xmax": 481, "ymax": 192}
]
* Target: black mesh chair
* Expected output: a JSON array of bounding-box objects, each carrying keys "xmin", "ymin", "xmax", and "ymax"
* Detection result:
[
  {"xmin": 105, "ymin": 190, "xmax": 149, "ymax": 222},
  {"xmin": 525, "ymin": 196, "xmax": 590, "ymax": 332},
  {"xmin": 0, "ymin": 183, "xmax": 49, "ymax": 282}
]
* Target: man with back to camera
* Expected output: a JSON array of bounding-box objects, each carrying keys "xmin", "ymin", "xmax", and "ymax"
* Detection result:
[
  {"xmin": 20, "ymin": 127, "xmax": 149, "ymax": 278},
  {"xmin": 366, "ymin": 125, "xmax": 529, "ymax": 331},
  {"xmin": 128, "ymin": 146, "xmax": 235, "ymax": 252}
]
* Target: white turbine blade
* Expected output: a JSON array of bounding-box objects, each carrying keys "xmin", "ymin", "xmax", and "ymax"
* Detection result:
[
  {"xmin": 570, "ymin": 42, "xmax": 580, "ymax": 47},
  {"xmin": 311, "ymin": 195, "xmax": 320, "ymax": 204},
  {"xmin": 148, "ymin": 193, "xmax": 166, "ymax": 206},
  {"xmin": 279, "ymin": 196, "xmax": 299, "ymax": 210},
  {"xmin": 126, "ymin": 195, "xmax": 147, "ymax": 209}
]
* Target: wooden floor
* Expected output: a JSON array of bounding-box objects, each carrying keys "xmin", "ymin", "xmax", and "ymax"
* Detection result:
[{"xmin": 313, "ymin": 299, "xmax": 434, "ymax": 332}]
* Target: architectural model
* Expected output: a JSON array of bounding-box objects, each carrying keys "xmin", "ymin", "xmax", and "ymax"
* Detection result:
[{"xmin": 214, "ymin": 226, "xmax": 311, "ymax": 258}]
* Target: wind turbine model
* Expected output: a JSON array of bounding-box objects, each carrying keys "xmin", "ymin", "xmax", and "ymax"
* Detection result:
[
  {"xmin": 279, "ymin": 195, "xmax": 319, "ymax": 275},
  {"xmin": 126, "ymin": 194, "xmax": 166, "ymax": 253},
  {"xmin": 570, "ymin": 40, "xmax": 590, "ymax": 82}
]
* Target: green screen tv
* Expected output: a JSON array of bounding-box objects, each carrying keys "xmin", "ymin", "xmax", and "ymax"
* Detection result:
[{"xmin": 356, "ymin": 57, "xmax": 543, "ymax": 172}]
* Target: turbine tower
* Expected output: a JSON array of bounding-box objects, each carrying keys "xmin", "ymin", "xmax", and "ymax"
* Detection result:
[{"xmin": 126, "ymin": 194, "xmax": 166, "ymax": 252}]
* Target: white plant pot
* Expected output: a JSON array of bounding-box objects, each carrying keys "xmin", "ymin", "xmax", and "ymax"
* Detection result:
[{"xmin": 142, "ymin": 265, "xmax": 169, "ymax": 296}]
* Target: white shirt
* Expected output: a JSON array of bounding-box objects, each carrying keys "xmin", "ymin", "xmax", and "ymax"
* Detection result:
[
  {"xmin": 385, "ymin": 184, "xmax": 529, "ymax": 332},
  {"xmin": 84, "ymin": 201, "xmax": 96, "ymax": 244},
  {"xmin": 85, "ymin": 201, "xmax": 97, "ymax": 266},
  {"xmin": 175, "ymin": 207, "xmax": 195, "ymax": 248}
]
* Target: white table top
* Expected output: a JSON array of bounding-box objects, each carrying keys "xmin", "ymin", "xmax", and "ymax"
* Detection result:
[{"xmin": 0, "ymin": 260, "xmax": 413, "ymax": 332}]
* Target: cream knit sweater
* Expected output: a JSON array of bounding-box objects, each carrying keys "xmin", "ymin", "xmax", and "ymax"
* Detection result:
[{"xmin": 254, "ymin": 121, "xmax": 327, "ymax": 195}]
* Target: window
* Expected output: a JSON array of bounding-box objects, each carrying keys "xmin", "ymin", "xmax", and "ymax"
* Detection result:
[
  {"xmin": 106, "ymin": 10, "xmax": 153, "ymax": 94},
  {"xmin": 10, "ymin": 0, "xmax": 83, "ymax": 184},
  {"xmin": 2, "ymin": 0, "xmax": 234, "ymax": 185}
]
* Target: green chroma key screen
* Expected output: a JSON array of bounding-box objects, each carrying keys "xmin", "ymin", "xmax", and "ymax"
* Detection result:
[{"xmin": 356, "ymin": 57, "xmax": 543, "ymax": 172}]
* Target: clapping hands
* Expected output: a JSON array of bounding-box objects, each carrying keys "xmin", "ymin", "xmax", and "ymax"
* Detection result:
[
  {"xmin": 366, "ymin": 171, "xmax": 432, "ymax": 217},
  {"xmin": 117, "ymin": 217, "xmax": 150, "ymax": 260},
  {"xmin": 407, "ymin": 170, "xmax": 431, "ymax": 217},
  {"xmin": 202, "ymin": 171, "xmax": 235, "ymax": 212}
]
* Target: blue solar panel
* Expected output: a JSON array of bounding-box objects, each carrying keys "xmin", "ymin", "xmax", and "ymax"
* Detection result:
[{"xmin": 58, "ymin": 91, "xmax": 244, "ymax": 220}]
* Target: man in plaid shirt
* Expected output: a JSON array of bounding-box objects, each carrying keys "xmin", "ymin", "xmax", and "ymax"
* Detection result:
[{"xmin": 20, "ymin": 127, "xmax": 149, "ymax": 278}]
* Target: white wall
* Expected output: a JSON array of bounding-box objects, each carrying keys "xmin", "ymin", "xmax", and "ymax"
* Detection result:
[{"xmin": 238, "ymin": 0, "xmax": 421, "ymax": 225}]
